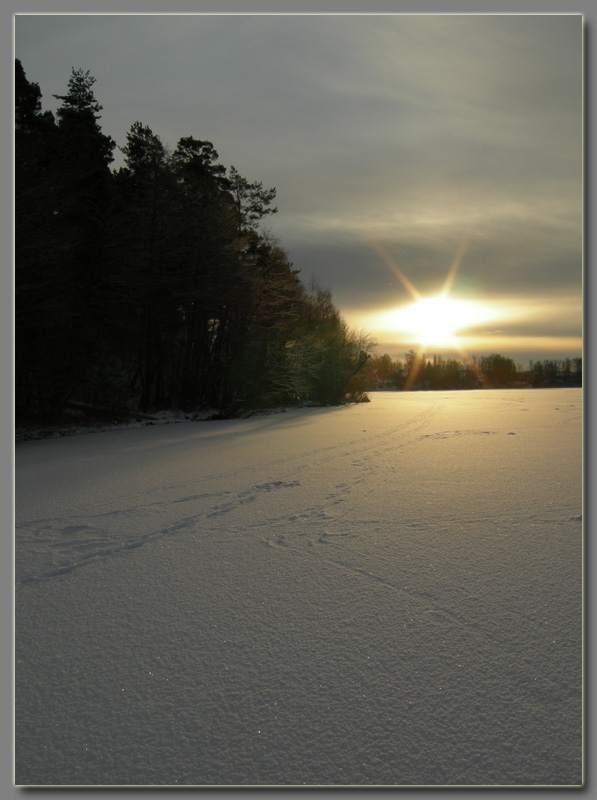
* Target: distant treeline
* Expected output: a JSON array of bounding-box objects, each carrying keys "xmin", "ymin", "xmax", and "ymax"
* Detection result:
[
  {"xmin": 16, "ymin": 61, "xmax": 374, "ymax": 422},
  {"xmin": 364, "ymin": 351, "xmax": 582, "ymax": 392}
]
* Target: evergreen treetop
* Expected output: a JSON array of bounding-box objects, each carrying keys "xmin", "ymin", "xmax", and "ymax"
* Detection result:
[{"xmin": 53, "ymin": 68, "xmax": 103, "ymax": 119}]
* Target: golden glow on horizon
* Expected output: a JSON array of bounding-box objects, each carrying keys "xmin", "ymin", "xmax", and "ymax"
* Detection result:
[{"xmin": 351, "ymin": 308, "xmax": 582, "ymax": 359}]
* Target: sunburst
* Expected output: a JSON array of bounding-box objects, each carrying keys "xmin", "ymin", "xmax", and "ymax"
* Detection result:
[{"xmin": 363, "ymin": 234, "xmax": 508, "ymax": 387}]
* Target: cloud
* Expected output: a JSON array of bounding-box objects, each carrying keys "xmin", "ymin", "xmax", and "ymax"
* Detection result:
[{"xmin": 14, "ymin": 13, "xmax": 582, "ymax": 359}]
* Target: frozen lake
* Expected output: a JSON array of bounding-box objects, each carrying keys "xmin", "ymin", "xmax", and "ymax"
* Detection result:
[{"xmin": 14, "ymin": 389, "xmax": 583, "ymax": 786}]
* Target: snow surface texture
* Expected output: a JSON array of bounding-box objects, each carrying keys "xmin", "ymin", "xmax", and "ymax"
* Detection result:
[{"xmin": 15, "ymin": 389, "xmax": 583, "ymax": 787}]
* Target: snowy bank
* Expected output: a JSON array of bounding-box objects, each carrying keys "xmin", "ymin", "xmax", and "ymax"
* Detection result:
[{"xmin": 15, "ymin": 389, "xmax": 583, "ymax": 786}]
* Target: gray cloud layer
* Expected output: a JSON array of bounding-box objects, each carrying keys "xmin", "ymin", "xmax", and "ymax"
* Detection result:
[{"xmin": 15, "ymin": 13, "xmax": 582, "ymax": 360}]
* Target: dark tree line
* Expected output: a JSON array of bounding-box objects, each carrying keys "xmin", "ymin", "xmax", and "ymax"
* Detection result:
[
  {"xmin": 365, "ymin": 351, "xmax": 582, "ymax": 391},
  {"xmin": 15, "ymin": 61, "xmax": 373, "ymax": 422}
]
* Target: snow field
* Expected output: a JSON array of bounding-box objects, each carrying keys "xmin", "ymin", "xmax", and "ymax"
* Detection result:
[{"xmin": 15, "ymin": 389, "xmax": 582, "ymax": 786}]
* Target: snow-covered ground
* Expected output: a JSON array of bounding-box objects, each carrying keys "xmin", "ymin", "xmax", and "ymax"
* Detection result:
[{"xmin": 14, "ymin": 389, "xmax": 583, "ymax": 787}]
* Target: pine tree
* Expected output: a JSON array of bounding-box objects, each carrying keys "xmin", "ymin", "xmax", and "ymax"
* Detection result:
[
  {"xmin": 227, "ymin": 166, "xmax": 277, "ymax": 233},
  {"xmin": 49, "ymin": 68, "xmax": 116, "ymax": 411},
  {"xmin": 15, "ymin": 60, "xmax": 64, "ymax": 417},
  {"xmin": 113, "ymin": 122, "xmax": 177, "ymax": 410}
]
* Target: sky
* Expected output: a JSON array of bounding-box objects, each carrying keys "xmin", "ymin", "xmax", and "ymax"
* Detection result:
[{"xmin": 14, "ymin": 13, "xmax": 583, "ymax": 365}]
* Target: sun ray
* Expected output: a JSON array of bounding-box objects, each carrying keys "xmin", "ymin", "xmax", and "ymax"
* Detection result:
[
  {"xmin": 404, "ymin": 351, "xmax": 425, "ymax": 391},
  {"xmin": 441, "ymin": 233, "xmax": 470, "ymax": 296},
  {"xmin": 363, "ymin": 237, "xmax": 421, "ymax": 301}
]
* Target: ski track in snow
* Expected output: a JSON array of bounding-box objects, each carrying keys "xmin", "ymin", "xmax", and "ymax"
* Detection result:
[
  {"xmin": 17, "ymin": 404, "xmax": 442, "ymax": 584},
  {"xmin": 14, "ymin": 399, "xmax": 530, "ymax": 586},
  {"xmin": 16, "ymin": 394, "xmax": 580, "ymax": 598}
]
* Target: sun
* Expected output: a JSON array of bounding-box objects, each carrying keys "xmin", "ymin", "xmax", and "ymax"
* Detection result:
[
  {"xmin": 393, "ymin": 293, "xmax": 491, "ymax": 346},
  {"xmin": 369, "ymin": 291, "xmax": 504, "ymax": 350}
]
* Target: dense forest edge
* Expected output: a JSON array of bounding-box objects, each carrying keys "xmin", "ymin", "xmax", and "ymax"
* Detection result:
[
  {"xmin": 16, "ymin": 62, "xmax": 581, "ymax": 434},
  {"xmin": 16, "ymin": 61, "xmax": 374, "ymax": 426}
]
